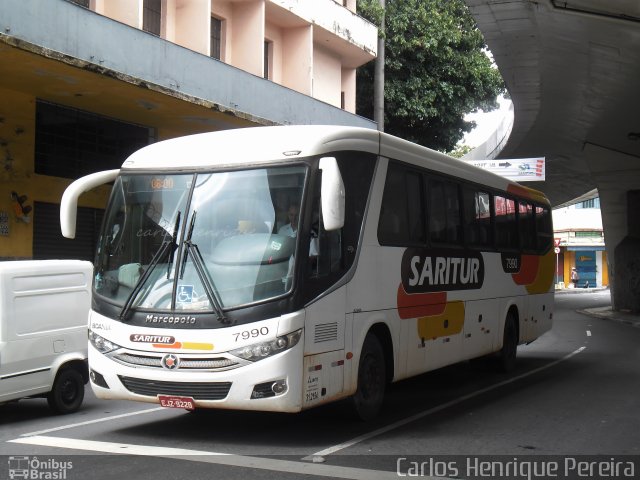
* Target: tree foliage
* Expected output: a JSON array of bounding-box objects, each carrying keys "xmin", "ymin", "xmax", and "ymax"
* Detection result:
[{"xmin": 357, "ymin": 0, "xmax": 505, "ymax": 152}]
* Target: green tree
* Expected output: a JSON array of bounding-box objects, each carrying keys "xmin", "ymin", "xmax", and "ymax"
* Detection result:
[
  {"xmin": 448, "ymin": 143, "xmax": 474, "ymax": 158},
  {"xmin": 357, "ymin": 0, "xmax": 505, "ymax": 152}
]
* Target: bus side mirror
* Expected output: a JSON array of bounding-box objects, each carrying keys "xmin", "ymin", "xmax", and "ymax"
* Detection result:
[
  {"xmin": 319, "ymin": 157, "xmax": 345, "ymax": 231},
  {"xmin": 60, "ymin": 169, "xmax": 119, "ymax": 239}
]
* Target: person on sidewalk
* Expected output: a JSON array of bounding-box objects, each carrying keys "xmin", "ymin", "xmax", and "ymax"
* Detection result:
[{"xmin": 571, "ymin": 267, "xmax": 580, "ymax": 288}]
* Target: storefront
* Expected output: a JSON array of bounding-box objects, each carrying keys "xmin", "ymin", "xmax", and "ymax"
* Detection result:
[{"xmin": 564, "ymin": 247, "xmax": 608, "ymax": 288}]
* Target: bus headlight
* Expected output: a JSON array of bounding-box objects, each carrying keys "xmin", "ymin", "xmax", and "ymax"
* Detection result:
[
  {"xmin": 89, "ymin": 331, "xmax": 121, "ymax": 354},
  {"xmin": 230, "ymin": 329, "xmax": 302, "ymax": 362}
]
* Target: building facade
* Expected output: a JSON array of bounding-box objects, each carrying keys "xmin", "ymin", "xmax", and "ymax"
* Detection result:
[
  {"xmin": 0, "ymin": 0, "xmax": 377, "ymax": 260},
  {"xmin": 553, "ymin": 197, "xmax": 609, "ymax": 288}
]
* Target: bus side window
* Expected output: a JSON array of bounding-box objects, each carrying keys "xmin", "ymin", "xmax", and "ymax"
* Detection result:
[
  {"xmin": 377, "ymin": 163, "xmax": 425, "ymax": 246},
  {"xmin": 518, "ymin": 201, "xmax": 536, "ymax": 251},
  {"xmin": 494, "ymin": 195, "xmax": 518, "ymax": 250},
  {"xmin": 535, "ymin": 206, "xmax": 553, "ymax": 253},
  {"xmin": 463, "ymin": 187, "xmax": 492, "ymax": 248},
  {"xmin": 306, "ymin": 191, "xmax": 342, "ymax": 279},
  {"xmin": 306, "ymin": 174, "xmax": 342, "ymax": 280},
  {"xmin": 303, "ymin": 153, "xmax": 376, "ymax": 301},
  {"xmin": 428, "ymin": 178, "xmax": 462, "ymax": 246}
]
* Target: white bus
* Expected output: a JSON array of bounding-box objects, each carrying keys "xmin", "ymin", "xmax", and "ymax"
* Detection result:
[{"xmin": 60, "ymin": 126, "xmax": 554, "ymax": 420}]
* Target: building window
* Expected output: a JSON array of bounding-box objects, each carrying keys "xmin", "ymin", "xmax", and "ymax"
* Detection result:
[
  {"xmin": 211, "ymin": 16, "xmax": 222, "ymax": 60},
  {"xmin": 69, "ymin": 0, "xmax": 90, "ymax": 7},
  {"xmin": 575, "ymin": 231, "xmax": 602, "ymax": 237},
  {"xmin": 143, "ymin": 0, "xmax": 162, "ymax": 36},
  {"xmin": 576, "ymin": 198, "xmax": 600, "ymax": 209},
  {"xmin": 35, "ymin": 101, "xmax": 154, "ymax": 180},
  {"xmin": 33, "ymin": 202, "xmax": 103, "ymax": 262},
  {"xmin": 264, "ymin": 40, "xmax": 272, "ymax": 79}
]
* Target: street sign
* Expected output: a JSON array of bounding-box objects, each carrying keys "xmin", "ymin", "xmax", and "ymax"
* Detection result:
[{"xmin": 464, "ymin": 157, "xmax": 545, "ymax": 182}]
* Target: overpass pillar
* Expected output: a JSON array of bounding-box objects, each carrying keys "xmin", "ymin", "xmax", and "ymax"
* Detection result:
[{"xmin": 585, "ymin": 143, "xmax": 640, "ymax": 312}]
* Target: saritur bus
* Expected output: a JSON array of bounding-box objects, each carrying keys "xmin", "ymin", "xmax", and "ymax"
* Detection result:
[{"xmin": 60, "ymin": 125, "xmax": 554, "ymax": 420}]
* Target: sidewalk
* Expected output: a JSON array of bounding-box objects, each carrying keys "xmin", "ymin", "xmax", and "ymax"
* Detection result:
[
  {"xmin": 555, "ymin": 286, "xmax": 608, "ymax": 295},
  {"xmin": 577, "ymin": 305, "xmax": 640, "ymax": 328},
  {"xmin": 555, "ymin": 286, "xmax": 640, "ymax": 328}
]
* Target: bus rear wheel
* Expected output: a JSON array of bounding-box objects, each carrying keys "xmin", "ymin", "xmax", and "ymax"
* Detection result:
[
  {"xmin": 352, "ymin": 333, "xmax": 386, "ymax": 421},
  {"xmin": 497, "ymin": 313, "xmax": 518, "ymax": 373}
]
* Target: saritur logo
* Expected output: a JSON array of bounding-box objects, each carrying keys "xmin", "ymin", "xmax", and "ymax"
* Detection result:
[{"xmin": 401, "ymin": 248, "xmax": 485, "ymax": 293}]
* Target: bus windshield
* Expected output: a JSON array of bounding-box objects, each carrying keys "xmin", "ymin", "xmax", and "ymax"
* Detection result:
[{"xmin": 95, "ymin": 166, "xmax": 307, "ymax": 315}]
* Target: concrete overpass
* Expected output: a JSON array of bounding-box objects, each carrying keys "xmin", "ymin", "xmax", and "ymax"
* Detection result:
[{"xmin": 465, "ymin": 0, "xmax": 640, "ymax": 311}]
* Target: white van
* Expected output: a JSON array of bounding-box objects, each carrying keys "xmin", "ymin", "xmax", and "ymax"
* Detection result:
[{"xmin": 0, "ymin": 260, "xmax": 92, "ymax": 414}]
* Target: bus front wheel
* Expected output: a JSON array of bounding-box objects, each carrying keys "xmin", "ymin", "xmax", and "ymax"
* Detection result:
[{"xmin": 352, "ymin": 333, "xmax": 386, "ymax": 421}]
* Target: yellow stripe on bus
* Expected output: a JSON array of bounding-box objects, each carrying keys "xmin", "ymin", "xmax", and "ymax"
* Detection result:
[
  {"xmin": 417, "ymin": 301, "xmax": 465, "ymax": 340},
  {"xmin": 526, "ymin": 250, "xmax": 555, "ymax": 294},
  {"xmin": 181, "ymin": 342, "xmax": 214, "ymax": 351}
]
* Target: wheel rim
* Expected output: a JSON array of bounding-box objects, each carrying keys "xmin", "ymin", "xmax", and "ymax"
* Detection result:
[
  {"xmin": 504, "ymin": 319, "xmax": 517, "ymax": 365},
  {"xmin": 360, "ymin": 352, "xmax": 383, "ymax": 401},
  {"xmin": 60, "ymin": 377, "xmax": 79, "ymax": 404}
]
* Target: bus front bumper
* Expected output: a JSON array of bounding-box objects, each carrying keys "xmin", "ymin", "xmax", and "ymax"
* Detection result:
[{"xmin": 88, "ymin": 341, "xmax": 304, "ymax": 413}]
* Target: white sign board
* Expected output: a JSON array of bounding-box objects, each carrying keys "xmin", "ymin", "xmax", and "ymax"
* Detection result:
[{"xmin": 465, "ymin": 157, "xmax": 545, "ymax": 182}]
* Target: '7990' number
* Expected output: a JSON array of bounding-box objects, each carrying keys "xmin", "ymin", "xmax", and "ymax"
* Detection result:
[{"xmin": 233, "ymin": 327, "xmax": 269, "ymax": 342}]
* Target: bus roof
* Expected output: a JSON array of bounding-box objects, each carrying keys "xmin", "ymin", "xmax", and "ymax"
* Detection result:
[
  {"xmin": 121, "ymin": 125, "xmax": 380, "ymax": 170},
  {"xmin": 120, "ymin": 125, "xmax": 548, "ymax": 205}
]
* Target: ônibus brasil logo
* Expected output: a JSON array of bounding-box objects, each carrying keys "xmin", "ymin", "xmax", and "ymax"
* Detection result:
[{"xmin": 8, "ymin": 456, "xmax": 73, "ymax": 479}]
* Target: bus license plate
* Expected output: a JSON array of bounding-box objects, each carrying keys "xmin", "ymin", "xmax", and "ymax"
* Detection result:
[{"xmin": 158, "ymin": 395, "xmax": 195, "ymax": 410}]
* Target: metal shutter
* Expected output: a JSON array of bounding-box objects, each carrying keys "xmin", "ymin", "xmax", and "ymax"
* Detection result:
[{"xmin": 33, "ymin": 201, "xmax": 104, "ymax": 262}]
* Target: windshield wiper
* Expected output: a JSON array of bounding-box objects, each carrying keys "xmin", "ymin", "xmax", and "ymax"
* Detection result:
[
  {"xmin": 180, "ymin": 212, "xmax": 227, "ymax": 323},
  {"xmin": 119, "ymin": 212, "xmax": 181, "ymax": 321},
  {"xmin": 166, "ymin": 212, "xmax": 181, "ymax": 279}
]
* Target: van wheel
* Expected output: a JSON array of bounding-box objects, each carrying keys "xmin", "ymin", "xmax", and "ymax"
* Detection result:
[
  {"xmin": 47, "ymin": 368, "xmax": 85, "ymax": 414},
  {"xmin": 352, "ymin": 333, "xmax": 386, "ymax": 421},
  {"xmin": 497, "ymin": 313, "xmax": 518, "ymax": 373}
]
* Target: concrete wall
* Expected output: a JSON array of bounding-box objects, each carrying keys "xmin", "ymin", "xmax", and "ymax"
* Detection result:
[
  {"xmin": 0, "ymin": 87, "xmax": 111, "ymax": 259},
  {"xmin": 174, "ymin": 0, "xmax": 210, "ymax": 55},
  {"xmin": 2, "ymin": 0, "xmax": 376, "ymax": 128},
  {"xmin": 341, "ymin": 67, "xmax": 356, "ymax": 112},
  {"xmin": 96, "ymin": 0, "xmax": 141, "ymax": 29},
  {"xmin": 231, "ymin": 1, "xmax": 264, "ymax": 77},
  {"xmin": 313, "ymin": 45, "xmax": 342, "ymax": 108},
  {"xmin": 282, "ymin": 26, "xmax": 313, "ymax": 96}
]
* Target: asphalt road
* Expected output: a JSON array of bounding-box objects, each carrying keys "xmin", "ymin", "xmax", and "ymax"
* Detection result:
[{"xmin": 2, "ymin": 289, "xmax": 638, "ymax": 480}]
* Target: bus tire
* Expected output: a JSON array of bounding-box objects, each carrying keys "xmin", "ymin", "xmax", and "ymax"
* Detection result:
[
  {"xmin": 47, "ymin": 368, "xmax": 85, "ymax": 414},
  {"xmin": 497, "ymin": 313, "xmax": 518, "ymax": 373},
  {"xmin": 352, "ymin": 333, "xmax": 386, "ymax": 421}
]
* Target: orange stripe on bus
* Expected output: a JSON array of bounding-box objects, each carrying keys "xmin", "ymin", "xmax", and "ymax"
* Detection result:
[
  {"xmin": 397, "ymin": 284, "xmax": 447, "ymax": 319},
  {"xmin": 153, "ymin": 342, "xmax": 182, "ymax": 349},
  {"xmin": 507, "ymin": 184, "xmax": 549, "ymax": 205},
  {"xmin": 512, "ymin": 255, "xmax": 539, "ymax": 285}
]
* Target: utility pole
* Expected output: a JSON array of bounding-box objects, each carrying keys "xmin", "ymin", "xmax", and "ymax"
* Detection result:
[{"xmin": 374, "ymin": 0, "xmax": 385, "ymax": 132}]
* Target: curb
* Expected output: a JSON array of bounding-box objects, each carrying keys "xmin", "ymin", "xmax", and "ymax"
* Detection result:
[
  {"xmin": 555, "ymin": 287, "xmax": 609, "ymax": 295},
  {"xmin": 577, "ymin": 306, "xmax": 640, "ymax": 328}
]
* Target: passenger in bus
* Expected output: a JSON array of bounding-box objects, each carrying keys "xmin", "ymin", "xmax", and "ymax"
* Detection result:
[
  {"xmin": 273, "ymin": 191, "xmax": 291, "ymax": 232},
  {"xmin": 278, "ymin": 205, "xmax": 300, "ymax": 237},
  {"xmin": 278, "ymin": 204, "xmax": 318, "ymax": 256}
]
